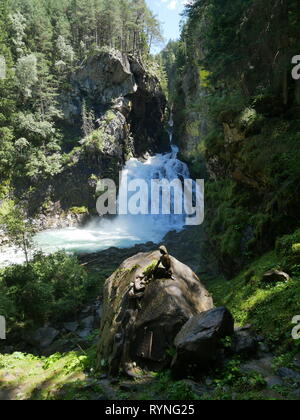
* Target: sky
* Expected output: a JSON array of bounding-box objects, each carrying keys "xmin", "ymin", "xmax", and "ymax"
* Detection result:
[{"xmin": 145, "ymin": 0, "xmax": 188, "ymax": 53}]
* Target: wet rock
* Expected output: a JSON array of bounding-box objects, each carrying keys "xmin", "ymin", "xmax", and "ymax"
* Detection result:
[{"xmin": 171, "ymin": 307, "xmax": 234, "ymax": 379}]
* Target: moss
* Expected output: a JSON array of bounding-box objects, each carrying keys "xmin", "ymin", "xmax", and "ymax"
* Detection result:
[
  {"xmin": 69, "ymin": 206, "xmax": 88, "ymax": 215},
  {"xmin": 207, "ymin": 248, "xmax": 300, "ymax": 354},
  {"xmin": 0, "ymin": 199, "xmax": 14, "ymax": 222},
  {"xmin": 276, "ymin": 228, "xmax": 300, "ymax": 275},
  {"xmin": 0, "ymin": 351, "xmax": 95, "ymax": 400},
  {"xmin": 103, "ymin": 110, "xmax": 116, "ymax": 123},
  {"xmin": 143, "ymin": 260, "xmax": 158, "ymax": 277}
]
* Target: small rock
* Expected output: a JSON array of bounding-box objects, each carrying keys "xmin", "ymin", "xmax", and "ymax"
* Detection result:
[
  {"xmin": 240, "ymin": 356, "xmax": 274, "ymax": 377},
  {"xmin": 289, "ymin": 389, "xmax": 300, "ymax": 400},
  {"xmin": 119, "ymin": 383, "xmax": 139, "ymax": 392},
  {"xmin": 234, "ymin": 324, "xmax": 252, "ymax": 332},
  {"xmin": 265, "ymin": 376, "xmax": 283, "ymax": 389},
  {"xmin": 63, "ymin": 322, "xmax": 79, "ymax": 333},
  {"xmin": 258, "ymin": 342, "xmax": 270, "ymax": 353},
  {"xmin": 80, "ymin": 316, "xmax": 94, "ymax": 330},
  {"xmin": 182, "ymin": 379, "xmax": 209, "ymax": 396},
  {"xmin": 31, "ymin": 327, "xmax": 60, "ymax": 349},
  {"xmin": 81, "ymin": 306, "xmax": 92, "ymax": 314},
  {"xmin": 233, "ymin": 330, "xmax": 258, "ymax": 356},
  {"xmin": 263, "ymin": 270, "xmax": 290, "ymax": 283},
  {"xmin": 77, "ymin": 329, "xmax": 92, "ymax": 339},
  {"xmin": 277, "ymin": 368, "xmax": 300, "ymax": 382},
  {"xmin": 293, "ymin": 355, "xmax": 300, "ymax": 369}
]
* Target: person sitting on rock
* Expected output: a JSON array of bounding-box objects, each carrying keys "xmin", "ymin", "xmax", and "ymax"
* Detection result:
[{"xmin": 154, "ymin": 245, "xmax": 174, "ymax": 279}]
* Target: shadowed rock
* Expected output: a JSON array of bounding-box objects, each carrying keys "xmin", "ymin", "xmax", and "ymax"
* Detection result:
[
  {"xmin": 171, "ymin": 307, "xmax": 234, "ymax": 379},
  {"xmin": 97, "ymin": 250, "xmax": 213, "ymax": 375}
]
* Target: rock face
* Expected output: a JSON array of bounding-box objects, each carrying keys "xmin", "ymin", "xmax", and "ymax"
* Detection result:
[
  {"xmin": 171, "ymin": 307, "xmax": 234, "ymax": 379},
  {"xmin": 97, "ymin": 250, "xmax": 213, "ymax": 375},
  {"xmin": 24, "ymin": 49, "xmax": 169, "ymax": 218},
  {"xmin": 61, "ymin": 49, "xmax": 169, "ymax": 157}
]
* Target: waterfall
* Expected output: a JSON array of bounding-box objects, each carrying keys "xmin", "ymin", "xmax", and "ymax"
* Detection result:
[{"xmin": 0, "ymin": 126, "xmax": 192, "ymax": 266}]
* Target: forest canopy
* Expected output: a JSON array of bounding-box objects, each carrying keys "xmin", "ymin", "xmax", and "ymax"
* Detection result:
[{"xmin": 0, "ymin": 0, "xmax": 164, "ymax": 185}]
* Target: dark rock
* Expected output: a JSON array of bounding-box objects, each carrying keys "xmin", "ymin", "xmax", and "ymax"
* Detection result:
[
  {"xmin": 240, "ymin": 357, "xmax": 284, "ymax": 389},
  {"xmin": 289, "ymin": 389, "xmax": 300, "ymax": 400},
  {"xmin": 63, "ymin": 322, "xmax": 79, "ymax": 333},
  {"xmin": 171, "ymin": 307, "xmax": 234, "ymax": 379},
  {"xmin": 181, "ymin": 379, "xmax": 209, "ymax": 397},
  {"xmin": 293, "ymin": 354, "xmax": 300, "ymax": 369},
  {"xmin": 119, "ymin": 383, "xmax": 140, "ymax": 392},
  {"xmin": 80, "ymin": 316, "xmax": 94, "ymax": 330},
  {"xmin": 258, "ymin": 342, "xmax": 270, "ymax": 354},
  {"xmin": 265, "ymin": 376, "xmax": 283, "ymax": 389},
  {"xmin": 77, "ymin": 329, "xmax": 92, "ymax": 340},
  {"xmin": 263, "ymin": 270, "xmax": 290, "ymax": 283},
  {"xmin": 277, "ymin": 368, "xmax": 300, "ymax": 382},
  {"xmin": 233, "ymin": 329, "xmax": 258, "ymax": 357},
  {"xmin": 97, "ymin": 250, "xmax": 214, "ymax": 375},
  {"xmin": 31, "ymin": 327, "xmax": 60, "ymax": 349},
  {"xmin": 81, "ymin": 306, "xmax": 92, "ymax": 314}
]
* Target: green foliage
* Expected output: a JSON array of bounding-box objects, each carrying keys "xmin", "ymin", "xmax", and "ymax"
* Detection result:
[
  {"xmin": 0, "ymin": 350, "xmax": 99, "ymax": 400},
  {"xmin": 154, "ymin": 371, "xmax": 200, "ymax": 400},
  {"xmin": 203, "ymin": 358, "xmax": 267, "ymax": 400},
  {"xmin": 208, "ymin": 247, "xmax": 300, "ymax": 353},
  {"xmin": 1, "ymin": 205, "xmax": 34, "ymax": 263},
  {"xmin": 276, "ymin": 228, "xmax": 300, "ymax": 275},
  {"xmin": 83, "ymin": 129, "xmax": 114, "ymax": 153},
  {"xmin": 0, "ymin": 252, "xmax": 96, "ymax": 324},
  {"xmin": 0, "ymin": 0, "xmax": 162, "ymax": 190},
  {"xmin": 69, "ymin": 206, "xmax": 88, "ymax": 215},
  {"xmin": 143, "ymin": 260, "xmax": 158, "ymax": 277}
]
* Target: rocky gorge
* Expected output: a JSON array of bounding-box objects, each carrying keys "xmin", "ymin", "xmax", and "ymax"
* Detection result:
[{"xmin": 14, "ymin": 49, "xmax": 170, "ymax": 223}]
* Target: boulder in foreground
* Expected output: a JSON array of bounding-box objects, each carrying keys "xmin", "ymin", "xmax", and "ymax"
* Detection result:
[
  {"xmin": 171, "ymin": 307, "xmax": 234, "ymax": 379},
  {"xmin": 97, "ymin": 250, "xmax": 214, "ymax": 375}
]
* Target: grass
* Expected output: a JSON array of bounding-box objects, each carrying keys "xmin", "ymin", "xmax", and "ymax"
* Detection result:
[
  {"xmin": 207, "ymin": 250, "xmax": 300, "ymax": 355},
  {"xmin": 0, "ymin": 351, "xmax": 92, "ymax": 400}
]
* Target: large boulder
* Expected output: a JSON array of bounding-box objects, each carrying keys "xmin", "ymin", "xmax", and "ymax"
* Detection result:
[
  {"xmin": 97, "ymin": 250, "xmax": 213, "ymax": 375},
  {"xmin": 171, "ymin": 307, "xmax": 234, "ymax": 379}
]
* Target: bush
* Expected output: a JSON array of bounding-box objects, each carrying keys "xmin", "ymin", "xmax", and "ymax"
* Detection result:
[
  {"xmin": 0, "ymin": 252, "xmax": 96, "ymax": 324},
  {"xmin": 276, "ymin": 228, "xmax": 300, "ymax": 275}
]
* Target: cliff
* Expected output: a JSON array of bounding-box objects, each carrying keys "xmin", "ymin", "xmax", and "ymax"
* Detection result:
[{"xmin": 17, "ymin": 49, "xmax": 169, "ymax": 222}]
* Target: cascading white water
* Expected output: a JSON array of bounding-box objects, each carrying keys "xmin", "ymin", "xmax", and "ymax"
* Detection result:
[{"xmin": 0, "ymin": 125, "xmax": 192, "ymax": 267}]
